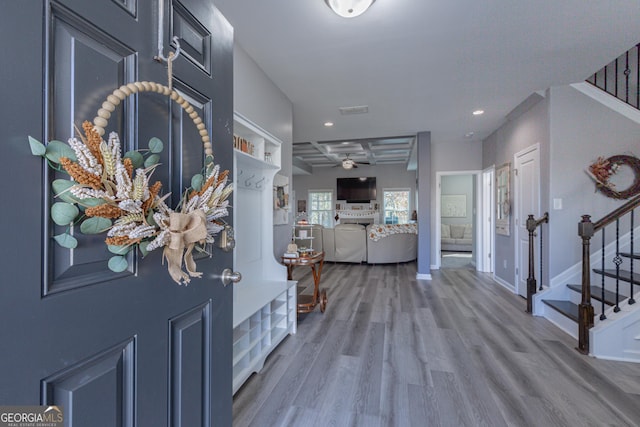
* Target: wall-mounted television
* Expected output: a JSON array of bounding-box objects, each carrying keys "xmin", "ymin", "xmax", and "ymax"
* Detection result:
[{"xmin": 337, "ymin": 177, "xmax": 377, "ymax": 203}]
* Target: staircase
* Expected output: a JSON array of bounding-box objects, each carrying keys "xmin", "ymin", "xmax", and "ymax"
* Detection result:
[
  {"xmin": 534, "ymin": 196, "xmax": 640, "ymax": 361},
  {"xmin": 529, "ymin": 44, "xmax": 640, "ymax": 361}
]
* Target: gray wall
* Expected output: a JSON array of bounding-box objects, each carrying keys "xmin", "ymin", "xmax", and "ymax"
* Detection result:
[
  {"xmin": 293, "ymin": 163, "xmax": 417, "ymax": 225},
  {"xmin": 482, "ymin": 94, "xmax": 550, "ymax": 285},
  {"xmin": 233, "ymin": 44, "xmax": 293, "ymax": 257},
  {"xmin": 482, "ymin": 83, "xmax": 640, "ymax": 286},
  {"xmin": 417, "ymin": 132, "xmax": 432, "ymax": 277},
  {"xmin": 430, "ymin": 140, "xmax": 483, "ymax": 266},
  {"xmin": 441, "ymin": 175, "xmax": 474, "ymax": 225},
  {"xmin": 548, "ymin": 85, "xmax": 640, "ymax": 277}
]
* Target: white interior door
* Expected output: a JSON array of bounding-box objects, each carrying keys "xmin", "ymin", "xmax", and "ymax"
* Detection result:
[
  {"xmin": 515, "ymin": 145, "xmax": 540, "ymax": 297},
  {"xmin": 480, "ymin": 167, "xmax": 494, "ymax": 273}
]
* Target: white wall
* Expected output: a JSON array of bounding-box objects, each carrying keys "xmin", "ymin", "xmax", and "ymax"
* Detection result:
[
  {"xmin": 293, "ymin": 164, "xmax": 417, "ymax": 226},
  {"xmin": 233, "ymin": 44, "xmax": 293, "ymax": 257},
  {"xmin": 441, "ymin": 175, "xmax": 474, "ymax": 226}
]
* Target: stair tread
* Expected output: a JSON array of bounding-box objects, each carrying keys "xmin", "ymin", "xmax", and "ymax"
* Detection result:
[
  {"xmin": 542, "ymin": 299, "xmax": 579, "ymax": 322},
  {"xmin": 592, "ymin": 268, "xmax": 640, "ymax": 285},
  {"xmin": 566, "ymin": 284, "xmax": 616, "ymax": 306},
  {"xmin": 619, "ymin": 252, "xmax": 640, "ymax": 260}
]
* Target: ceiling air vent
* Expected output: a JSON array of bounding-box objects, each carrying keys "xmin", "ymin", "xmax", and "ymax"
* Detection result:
[{"xmin": 339, "ymin": 105, "xmax": 369, "ymax": 115}]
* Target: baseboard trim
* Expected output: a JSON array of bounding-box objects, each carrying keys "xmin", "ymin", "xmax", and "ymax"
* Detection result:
[
  {"xmin": 416, "ymin": 273, "xmax": 432, "ymax": 280},
  {"xmin": 492, "ymin": 274, "xmax": 516, "ymax": 293}
]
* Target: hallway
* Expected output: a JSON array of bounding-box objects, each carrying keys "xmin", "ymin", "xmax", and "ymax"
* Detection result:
[{"xmin": 233, "ymin": 262, "xmax": 640, "ymax": 426}]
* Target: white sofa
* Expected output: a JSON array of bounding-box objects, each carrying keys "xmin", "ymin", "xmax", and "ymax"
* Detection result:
[
  {"xmin": 366, "ymin": 224, "xmax": 417, "ymax": 264},
  {"xmin": 441, "ymin": 223, "xmax": 472, "ymax": 252},
  {"xmin": 318, "ymin": 223, "xmax": 418, "ymax": 264},
  {"xmin": 322, "ymin": 224, "xmax": 367, "ymax": 263}
]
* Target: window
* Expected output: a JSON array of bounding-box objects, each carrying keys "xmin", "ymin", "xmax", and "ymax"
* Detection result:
[
  {"xmin": 308, "ymin": 190, "xmax": 333, "ymax": 227},
  {"xmin": 383, "ymin": 189, "xmax": 410, "ymax": 224}
]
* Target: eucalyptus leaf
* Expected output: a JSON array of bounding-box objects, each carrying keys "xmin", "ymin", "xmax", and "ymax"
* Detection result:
[
  {"xmin": 148, "ymin": 137, "xmax": 164, "ymax": 153},
  {"xmin": 28, "ymin": 136, "xmax": 46, "ymax": 156},
  {"xmin": 138, "ymin": 240, "xmax": 150, "ymax": 257},
  {"xmin": 53, "ymin": 233, "xmax": 78, "ymax": 249},
  {"xmin": 204, "ymin": 155, "xmax": 214, "ymax": 165},
  {"xmin": 108, "ymin": 245, "xmax": 131, "ymax": 255},
  {"xmin": 191, "ymin": 174, "xmax": 204, "ymax": 191},
  {"xmin": 80, "ymin": 217, "xmax": 112, "ymax": 234},
  {"xmin": 45, "ymin": 140, "xmax": 77, "ymax": 164},
  {"xmin": 108, "ymin": 256, "xmax": 129, "ymax": 273},
  {"xmin": 51, "ymin": 202, "xmax": 79, "ymax": 226},
  {"xmin": 146, "ymin": 211, "xmax": 157, "ymax": 227},
  {"xmin": 144, "ymin": 154, "xmax": 160, "ymax": 168},
  {"xmin": 124, "ymin": 151, "xmax": 144, "ymax": 169},
  {"xmin": 52, "ymin": 179, "xmax": 80, "ymax": 203}
]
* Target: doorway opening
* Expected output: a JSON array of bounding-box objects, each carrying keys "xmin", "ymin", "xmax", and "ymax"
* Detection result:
[{"xmin": 436, "ymin": 171, "xmax": 481, "ymax": 270}]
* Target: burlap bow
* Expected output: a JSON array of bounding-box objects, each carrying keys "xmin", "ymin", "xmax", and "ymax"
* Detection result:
[{"xmin": 163, "ymin": 210, "xmax": 208, "ymax": 285}]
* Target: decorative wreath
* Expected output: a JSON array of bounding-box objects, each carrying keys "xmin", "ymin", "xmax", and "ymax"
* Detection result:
[
  {"xmin": 587, "ymin": 154, "xmax": 640, "ymax": 200},
  {"xmin": 28, "ymin": 81, "xmax": 232, "ymax": 285}
]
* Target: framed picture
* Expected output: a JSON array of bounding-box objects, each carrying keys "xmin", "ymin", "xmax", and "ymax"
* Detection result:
[
  {"xmin": 273, "ymin": 174, "xmax": 289, "ymax": 225},
  {"xmin": 297, "ymin": 199, "xmax": 307, "ymax": 213},
  {"xmin": 496, "ymin": 162, "xmax": 510, "ymax": 236},
  {"xmin": 441, "ymin": 194, "xmax": 466, "ymax": 218}
]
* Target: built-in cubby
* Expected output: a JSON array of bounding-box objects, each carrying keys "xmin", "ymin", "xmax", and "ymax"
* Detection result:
[{"xmin": 232, "ymin": 113, "xmax": 296, "ymax": 394}]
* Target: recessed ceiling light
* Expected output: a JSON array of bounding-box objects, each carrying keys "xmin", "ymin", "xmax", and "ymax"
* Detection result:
[
  {"xmin": 472, "ymin": 110, "xmax": 484, "ymax": 116},
  {"xmin": 324, "ymin": 121, "xmax": 334, "ymax": 127},
  {"xmin": 465, "ymin": 132, "xmax": 474, "ymax": 138}
]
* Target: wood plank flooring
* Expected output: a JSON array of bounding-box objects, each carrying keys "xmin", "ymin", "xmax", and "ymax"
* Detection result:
[{"xmin": 233, "ymin": 262, "xmax": 640, "ymax": 426}]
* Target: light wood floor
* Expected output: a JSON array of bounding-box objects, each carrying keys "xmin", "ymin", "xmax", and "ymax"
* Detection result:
[{"xmin": 233, "ymin": 262, "xmax": 640, "ymax": 426}]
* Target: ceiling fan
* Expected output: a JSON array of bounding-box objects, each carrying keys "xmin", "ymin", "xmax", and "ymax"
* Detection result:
[{"xmin": 337, "ymin": 154, "xmax": 369, "ymax": 169}]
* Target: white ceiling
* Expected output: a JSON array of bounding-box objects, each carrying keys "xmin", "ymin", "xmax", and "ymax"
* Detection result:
[{"xmin": 212, "ymin": 0, "xmax": 640, "ymax": 171}]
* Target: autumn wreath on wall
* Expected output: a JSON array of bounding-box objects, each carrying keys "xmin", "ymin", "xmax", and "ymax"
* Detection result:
[
  {"xmin": 28, "ymin": 82, "xmax": 232, "ymax": 285},
  {"xmin": 586, "ymin": 154, "xmax": 640, "ymax": 200}
]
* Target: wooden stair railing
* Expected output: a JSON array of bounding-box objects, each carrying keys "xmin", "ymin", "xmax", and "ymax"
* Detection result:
[
  {"xmin": 526, "ymin": 212, "xmax": 549, "ymax": 313},
  {"xmin": 577, "ymin": 194, "xmax": 640, "ymax": 354}
]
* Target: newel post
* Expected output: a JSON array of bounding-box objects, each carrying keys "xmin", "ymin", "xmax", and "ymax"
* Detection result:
[
  {"xmin": 577, "ymin": 215, "xmax": 595, "ymax": 354},
  {"xmin": 526, "ymin": 214, "xmax": 537, "ymax": 313}
]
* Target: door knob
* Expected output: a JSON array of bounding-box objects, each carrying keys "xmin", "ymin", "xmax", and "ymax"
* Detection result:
[{"xmin": 219, "ymin": 268, "xmax": 242, "ymax": 286}]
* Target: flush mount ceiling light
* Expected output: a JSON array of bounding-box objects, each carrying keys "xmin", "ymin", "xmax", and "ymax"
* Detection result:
[
  {"xmin": 342, "ymin": 158, "xmax": 355, "ymax": 169},
  {"xmin": 324, "ymin": 121, "xmax": 334, "ymax": 127},
  {"xmin": 472, "ymin": 109, "xmax": 485, "ymax": 116},
  {"xmin": 324, "ymin": 0, "xmax": 376, "ymax": 18}
]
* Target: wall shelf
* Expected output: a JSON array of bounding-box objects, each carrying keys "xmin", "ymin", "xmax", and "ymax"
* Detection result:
[{"xmin": 232, "ymin": 113, "xmax": 295, "ymax": 394}]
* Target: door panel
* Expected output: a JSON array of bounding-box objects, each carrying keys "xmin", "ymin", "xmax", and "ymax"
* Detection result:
[
  {"xmin": 42, "ymin": 338, "xmax": 136, "ymax": 427},
  {"xmin": 0, "ymin": 1, "xmax": 233, "ymax": 425}
]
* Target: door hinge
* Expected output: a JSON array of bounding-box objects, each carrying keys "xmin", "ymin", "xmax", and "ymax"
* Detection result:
[
  {"xmin": 514, "ymin": 168, "xmax": 518, "ymax": 176},
  {"xmin": 516, "ymin": 267, "xmax": 519, "ymax": 276}
]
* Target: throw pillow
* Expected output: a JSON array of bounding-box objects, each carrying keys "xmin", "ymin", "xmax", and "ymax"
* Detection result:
[{"xmin": 450, "ymin": 224, "xmax": 465, "ymax": 239}]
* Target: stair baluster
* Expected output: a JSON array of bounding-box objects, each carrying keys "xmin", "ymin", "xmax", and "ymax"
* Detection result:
[
  {"xmin": 601, "ymin": 229, "xmax": 607, "ymax": 321},
  {"xmin": 631, "ymin": 210, "xmax": 636, "ymax": 305},
  {"xmin": 614, "ymin": 219, "xmax": 622, "ymax": 313}
]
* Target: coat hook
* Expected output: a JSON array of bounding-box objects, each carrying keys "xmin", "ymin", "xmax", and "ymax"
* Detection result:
[
  {"xmin": 154, "ymin": 36, "xmax": 182, "ymax": 63},
  {"xmin": 245, "ymin": 174, "xmax": 256, "ymax": 186},
  {"xmin": 255, "ymin": 177, "xmax": 265, "ymax": 189}
]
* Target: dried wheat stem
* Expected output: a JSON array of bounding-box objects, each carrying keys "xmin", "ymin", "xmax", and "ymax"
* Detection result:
[
  {"xmin": 60, "ymin": 157, "xmax": 103, "ymax": 190},
  {"xmin": 85, "ymin": 204, "xmax": 124, "ymax": 219}
]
